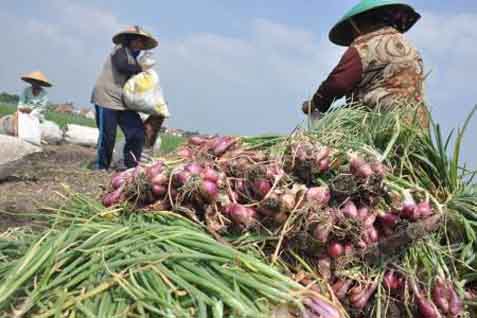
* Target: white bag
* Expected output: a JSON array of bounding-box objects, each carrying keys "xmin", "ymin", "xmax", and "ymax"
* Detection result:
[
  {"xmin": 40, "ymin": 120, "xmax": 63, "ymax": 144},
  {"xmin": 0, "ymin": 135, "xmax": 41, "ymax": 180},
  {"xmin": 17, "ymin": 112, "xmax": 42, "ymax": 146},
  {"xmin": 64, "ymin": 124, "xmax": 99, "ymax": 147},
  {"xmin": 123, "ymin": 54, "xmax": 170, "ymax": 117},
  {"xmin": 0, "ymin": 114, "xmax": 16, "ymax": 136}
]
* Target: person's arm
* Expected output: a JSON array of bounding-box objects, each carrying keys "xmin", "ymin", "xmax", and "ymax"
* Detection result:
[
  {"xmin": 308, "ymin": 47, "xmax": 363, "ymax": 113},
  {"xmin": 112, "ymin": 47, "xmax": 142, "ymax": 76}
]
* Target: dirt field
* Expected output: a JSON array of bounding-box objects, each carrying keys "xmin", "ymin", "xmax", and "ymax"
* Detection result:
[{"xmin": 0, "ymin": 144, "xmax": 110, "ymax": 230}]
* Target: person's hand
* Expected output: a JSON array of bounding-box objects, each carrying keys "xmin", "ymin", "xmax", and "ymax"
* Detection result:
[
  {"xmin": 18, "ymin": 108, "xmax": 32, "ymax": 114},
  {"xmin": 302, "ymin": 101, "xmax": 315, "ymax": 114}
]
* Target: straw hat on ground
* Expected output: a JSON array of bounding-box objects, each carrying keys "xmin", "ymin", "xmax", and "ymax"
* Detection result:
[
  {"xmin": 21, "ymin": 71, "xmax": 53, "ymax": 87},
  {"xmin": 112, "ymin": 26, "xmax": 158, "ymax": 50}
]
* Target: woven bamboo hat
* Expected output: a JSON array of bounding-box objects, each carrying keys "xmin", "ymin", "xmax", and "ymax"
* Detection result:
[
  {"xmin": 112, "ymin": 25, "xmax": 158, "ymax": 50},
  {"xmin": 21, "ymin": 71, "xmax": 53, "ymax": 87}
]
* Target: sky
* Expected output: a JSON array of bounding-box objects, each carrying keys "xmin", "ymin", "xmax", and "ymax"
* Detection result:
[{"xmin": 0, "ymin": 0, "xmax": 476, "ymax": 168}]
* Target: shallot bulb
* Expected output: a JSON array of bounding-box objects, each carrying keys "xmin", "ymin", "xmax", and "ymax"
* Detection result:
[
  {"xmin": 327, "ymin": 242, "xmax": 344, "ymax": 258},
  {"xmin": 185, "ymin": 162, "xmax": 203, "ymax": 175},
  {"xmin": 400, "ymin": 190, "xmax": 417, "ymax": 219},
  {"xmin": 201, "ymin": 167, "xmax": 219, "ymax": 183},
  {"xmin": 306, "ymin": 186, "xmax": 331, "ymax": 206},
  {"xmin": 348, "ymin": 152, "xmax": 373, "ymax": 178},
  {"xmin": 200, "ymin": 180, "xmax": 219, "ymax": 202},
  {"xmin": 225, "ymin": 204, "xmax": 256, "ymax": 228},
  {"xmin": 342, "ymin": 201, "xmax": 358, "ymax": 218}
]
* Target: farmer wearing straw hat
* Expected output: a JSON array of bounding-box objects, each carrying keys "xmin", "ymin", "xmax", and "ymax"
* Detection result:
[
  {"xmin": 18, "ymin": 71, "xmax": 52, "ymax": 122},
  {"xmin": 303, "ymin": 0, "xmax": 428, "ymax": 127},
  {"xmin": 91, "ymin": 26, "xmax": 158, "ymax": 170}
]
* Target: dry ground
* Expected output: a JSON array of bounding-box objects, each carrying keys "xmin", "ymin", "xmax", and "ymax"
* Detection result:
[{"xmin": 0, "ymin": 144, "xmax": 110, "ymax": 230}]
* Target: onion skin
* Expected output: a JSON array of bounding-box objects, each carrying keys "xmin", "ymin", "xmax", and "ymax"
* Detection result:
[
  {"xmin": 102, "ymin": 188, "xmax": 122, "ymax": 207},
  {"xmin": 318, "ymin": 257, "xmax": 332, "ymax": 281},
  {"xmin": 342, "ymin": 201, "xmax": 358, "ymax": 219},
  {"xmin": 371, "ymin": 161, "xmax": 386, "ymax": 176},
  {"xmin": 200, "ymin": 180, "xmax": 219, "ymax": 202},
  {"xmin": 189, "ymin": 136, "xmax": 207, "ymax": 146},
  {"xmin": 358, "ymin": 207, "xmax": 369, "ymax": 221},
  {"xmin": 448, "ymin": 282, "xmax": 464, "ymax": 317},
  {"xmin": 185, "ymin": 163, "xmax": 203, "ymax": 175},
  {"xmin": 348, "ymin": 152, "xmax": 373, "ymax": 178},
  {"xmin": 384, "ymin": 271, "xmax": 402, "ymax": 291},
  {"xmin": 417, "ymin": 201, "xmax": 433, "ymax": 219},
  {"xmin": 303, "ymin": 297, "xmax": 341, "ymax": 318},
  {"xmin": 351, "ymin": 282, "xmax": 378, "ymax": 309},
  {"xmin": 146, "ymin": 161, "xmax": 164, "ymax": 179},
  {"xmin": 201, "ymin": 167, "xmax": 219, "ymax": 183},
  {"xmin": 152, "ymin": 184, "xmax": 167, "ymax": 197},
  {"xmin": 432, "ymin": 279, "xmax": 449, "ymax": 314},
  {"xmin": 313, "ymin": 223, "xmax": 332, "ymax": 244},
  {"xmin": 378, "ymin": 213, "xmax": 400, "ymax": 227},
  {"xmin": 333, "ymin": 279, "xmax": 353, "ymax": 300},
  {"xmin": 175, "ymin": 170, "xmax": 192, "ymax": 185},
  {"xmin": 306, "ymin": 186, "xmax": 331, "ymax": 206},
  {"xmin": 253, "ymin": 180, "xmax": 272, "ymax": 199},
  {"xmin": 319, "ymin": 158, "xmax": 331, "ymax": 173},
  {"xmin": 363, "ymin": 213, "xmax": 377, "ymax": 228},
  {"xmin": 279, "ymin": 193, "xmax": 296, "ymax": 212},
  {"xmin": 226, "ymin": 204, "xmax": 256, "ymax": 228},
  {"xmin": 401, "ymin": 191, "xmax": 417, "ymax": 219},
  {"xmin": 151, "ymin": 173, "xmax": 168, "ymax": 186},
  {"xmin": 416, "ymin": 296, "xmax": 439, "ymax": 318},
  {"xmin": 177, "ymin": 147, "xmax": 193, "ymax": 159},
  {"xmin": 327, "ymin": 242, "xmax": 344, "ymax": 258},
  {"xmin": 111, "ymin": 174, "xmax": 126, "ymax": 190}
]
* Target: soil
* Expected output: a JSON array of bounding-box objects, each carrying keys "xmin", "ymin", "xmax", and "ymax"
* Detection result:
[{"xmin": 0, "ymin": 144, "xmax": 110, "ymax": 231}]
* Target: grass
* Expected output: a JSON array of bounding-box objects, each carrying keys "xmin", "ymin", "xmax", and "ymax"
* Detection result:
[{"xmin": 159, "ymin": 134, "xmax": 185, "ymax": 154}]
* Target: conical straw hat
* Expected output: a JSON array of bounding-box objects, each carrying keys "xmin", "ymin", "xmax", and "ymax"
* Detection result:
[
  {"xmin": 112, "ymin": 26, "xmax": 158, "ymax": 50},
  {"xmin": 21, "ymin": 71, "xmax": 53, "ymax": 87}
]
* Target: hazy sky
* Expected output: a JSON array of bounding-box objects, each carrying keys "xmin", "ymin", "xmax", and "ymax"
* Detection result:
[{"xmin": 1, "ymin": 0, "xmax": 476, "ymax": 168}]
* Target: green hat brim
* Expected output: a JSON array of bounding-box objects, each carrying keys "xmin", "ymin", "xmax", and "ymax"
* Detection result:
[{"xmin": 329, "ymin": 3, "xmax": 420, "ymax": 46}]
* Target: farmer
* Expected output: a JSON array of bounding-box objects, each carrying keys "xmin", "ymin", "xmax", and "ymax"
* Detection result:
[
  {"xmin": 18, "ymin": 71, "xmax": 52, "ymax": 122},
  {"xmin": 303, "ymin": 0, "xmax": 428, "ymax": 127},
  {"xmin": 91, "ymin": 26, "xmax": 158, "ymax": 170}
]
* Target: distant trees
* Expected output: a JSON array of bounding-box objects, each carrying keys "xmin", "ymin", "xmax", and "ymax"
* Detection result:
[{"xmin": 0, "ymin": 92, "xmax": 19, "ymax": 104}]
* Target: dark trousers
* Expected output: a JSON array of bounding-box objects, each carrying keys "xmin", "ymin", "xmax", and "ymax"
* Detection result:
[{"xmin": 95, "ymin": 105, "xmax": 145, "ymax": 170}]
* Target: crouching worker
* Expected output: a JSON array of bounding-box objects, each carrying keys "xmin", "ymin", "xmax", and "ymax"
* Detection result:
[
  {"xmin": 18, "ymin": 71, "xmax": 52, "ymax": 122},
  {"xmin": 91, "ymin": 26, "xmax": 158, "ymax": 170},
  {"xmin": 303, "ymin": 0, "xmax": 429, "ymax": 128}
]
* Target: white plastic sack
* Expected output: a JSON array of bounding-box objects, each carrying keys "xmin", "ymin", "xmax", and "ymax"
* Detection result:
[
  {"xmin": 64, "ymin": 124, "xmax": 99, "ymax": 147},
  {"xmin": 0, "ymin": 114, "xmax": 16, "ymax": 136},
  {"xmin": 17, "ymin": 112, "xmax": 41, "ymax": 146},
  {"xmin": 123, "ymin": 69, "xmax": 170, "ymax": 117},
  {"xmin": 0, "ymin": 135, "xmax": 41, "ymax": 180},
  {"xmin": 40, "ymin": 120, "xmax": 63, "ymax": 144}
]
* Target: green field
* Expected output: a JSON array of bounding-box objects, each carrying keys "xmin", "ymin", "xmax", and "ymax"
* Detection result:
[{"xmin": 0, "ymin": 103, "xmax": 185, "ymax": 153}]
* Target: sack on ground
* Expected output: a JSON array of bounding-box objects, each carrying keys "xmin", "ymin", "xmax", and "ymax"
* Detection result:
[
  {"xmin": 0, "ymin": 135, "xmax": 41, "ymax": 180},
  {"xmin": 64, "ymin": 124, "xmax": 98, "ymax": 147},
  {"xmin": 40, "ymin": 120, "xmax": 63, "ymax": 144},
  {"xmin": 17, "ymin": 112, "xmax": 42, "ymax": 146},
  {"xmin": 123, "ymin": 69, "xmax": 170, "ymax": 117},
  {"xmin": 0, "ymin": 114, "xmax": 17, "ymax": 136}
]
